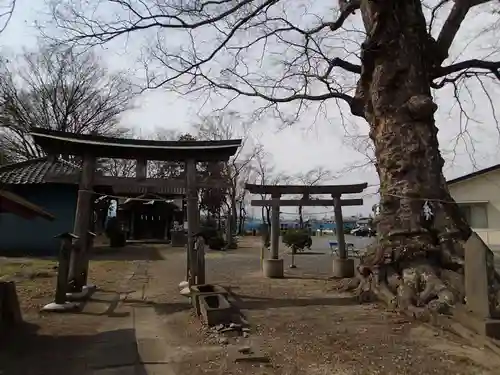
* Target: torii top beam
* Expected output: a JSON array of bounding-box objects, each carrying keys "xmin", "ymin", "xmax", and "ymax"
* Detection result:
[
  {"xmin": 245, "ymin": 183, "xmax": 368, "ymax": 196},
  {"xmin": 30, "ymin": 128, "xmax": 242, "ymax": 162}
]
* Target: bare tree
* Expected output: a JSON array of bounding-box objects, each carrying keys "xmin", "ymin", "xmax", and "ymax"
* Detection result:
[
  {"xmin": 0, "ymin": 0, "xmax": 15, "ymax": 34},
  {"xmin": 193, "ymin": 111, "xmax": 263, "ymax": 233},
  {"xmin": 293, "ymin": 167, "xmax": 333, "ymax": 228},
  {"xmin": 98, "ymin": 158, "xmax": 136, "ymax": 177},
  {"xmin": 0, "ymin": 45, "xmax": 134, "ymax": 162},
  {"xmin": 252, "ymin": 152, "xmax": 291, "ymax": 226},
  {"xmin": 48, "ymin": 0, "xmax": 500, "ymax": 312}
]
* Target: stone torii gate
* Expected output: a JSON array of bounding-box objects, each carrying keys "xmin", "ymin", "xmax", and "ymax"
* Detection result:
[
  {"xmin": 246, "ymin": 183, "xmax": 368, "ymax": 279},
  {"xmin": 30, "ymin": 128, "xmax": 241, "ymax": 292}
]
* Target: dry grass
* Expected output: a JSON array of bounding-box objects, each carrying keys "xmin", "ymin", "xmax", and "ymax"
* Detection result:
[{"xmin": 0, "ymin": 254, "xmax": 137, "ymax": 313}]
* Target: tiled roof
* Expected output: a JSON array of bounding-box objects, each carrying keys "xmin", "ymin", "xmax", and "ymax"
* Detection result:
[{"xmin": 0, "ymin": 157, "xmax": 81, "ymax": 185}]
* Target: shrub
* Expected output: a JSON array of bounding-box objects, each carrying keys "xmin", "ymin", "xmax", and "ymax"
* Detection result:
[
  {"xmin": 199, "ymin": 226, "xmax": 219, "ymax": 241},
  {"xmin": 207, "ymin": 236, "xmax": 226, "ymax": 250},
  {"xmin": 226, "ymin": 237, "xmax": 238, "ymax": 249},
  {"xmin": 282, "ymin": 229, "xmax": 312, "ymax": 253}
]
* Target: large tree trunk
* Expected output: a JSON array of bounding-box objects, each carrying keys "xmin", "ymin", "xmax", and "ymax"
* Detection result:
[{"xmin": 351, "ymin": 0, "xmax": 498, "ymax": 314}]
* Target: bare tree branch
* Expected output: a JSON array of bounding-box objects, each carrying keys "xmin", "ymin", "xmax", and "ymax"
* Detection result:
[
  {"xmin": 0, "ymin": 44, "xmax": 135, "ymax": 162},
  {"xmin": 435, "ymin": 0, "xmax": 492, "ymax": 63},
  {"xmin": 45, "ymin": 0, "xmax": 500, "ymax": 128},
  {"xmin": 435, "ymin": 59, "xmax": 500, "ymax": 80},
  {"xmin": 0, "ymin": 0, "xmax": 15, "ymax": 34},
  {"xmin": 192, "ymin": 111, "xmax": 264, "ymax": 231}
]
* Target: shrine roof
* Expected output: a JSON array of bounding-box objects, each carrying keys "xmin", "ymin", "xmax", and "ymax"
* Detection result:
[
  {"xmin": 0, "ymin": 157, "xmax": 80, "ymax": 185},
  {"xmin": 30, "ymin": 128, "xmax": 242, "ymax": 161}
]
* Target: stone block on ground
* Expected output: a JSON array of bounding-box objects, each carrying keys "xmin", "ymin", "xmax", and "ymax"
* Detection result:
[
  {"xmin": 228, "ymin": 346, "xmax": 270, "ymax": 363},
  {"xmin": 191, "ymin": 284, "xmax": 229, "ymax": 316},
  {"xmin": 199, "ymin": 293, "xmax": 232, "ymax": 326},
  {"xmin": 136, "ymin": 338, "xmax": 168, "ymax": 363}
]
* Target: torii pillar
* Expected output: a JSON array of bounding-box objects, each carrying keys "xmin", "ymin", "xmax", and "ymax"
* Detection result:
[
  {"xmin": 262, "ymin": 193, "xmax": 284, "ymax": 278},
  {"xmin": 332, "ymin": 196, "xmax": 354, "ymax": 278}
]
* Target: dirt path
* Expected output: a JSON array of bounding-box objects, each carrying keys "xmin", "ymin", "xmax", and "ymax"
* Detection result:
[{"xmin": 2, "ymin": 239, "xmax": 500, "ymax": 374}]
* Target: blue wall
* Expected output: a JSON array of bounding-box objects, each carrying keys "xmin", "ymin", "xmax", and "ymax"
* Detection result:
[{"xmin": 0, "ymin": 184, "xmax": 78, "ymax": 255}]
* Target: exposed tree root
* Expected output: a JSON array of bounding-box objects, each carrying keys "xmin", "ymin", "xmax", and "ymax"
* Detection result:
[{"xmin": 343, "ymin": 241, "xmax": 500, "ymax": 321}]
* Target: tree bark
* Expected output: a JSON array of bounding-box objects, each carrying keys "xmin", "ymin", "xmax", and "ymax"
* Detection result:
[{"xmin": 352, "ymin": 0, "xmax": 498, "ymax": 314}]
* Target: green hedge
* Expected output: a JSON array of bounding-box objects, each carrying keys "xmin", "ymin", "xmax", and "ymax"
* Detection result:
[{"xmin": 282, "ymin": 229, "xmax": 312, "ymax": 252}]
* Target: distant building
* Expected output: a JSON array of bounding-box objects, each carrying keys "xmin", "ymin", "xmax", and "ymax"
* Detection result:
[
  {"xmin": 448, "ymin": 164, "xmax": 500, "ymax": 246},
  {"xmin": 243, "ymin": 216, "xmax": 356, "ymax": 232}
]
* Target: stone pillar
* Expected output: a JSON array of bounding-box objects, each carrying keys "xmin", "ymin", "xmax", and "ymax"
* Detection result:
[
  {"xmin": 136, "ymin": 158, "xmax": 147, "ymax": 179},
  {"xmin": 69, "ymin": 152, "xmax": 96, "ymax": 292},
  {"xmin": 263, "ymin": 194, "xmax": 284, "ymax": 278},
  {"xmin": 464, "ymin": 232, "xmax": 493, "ymax": 318},
  {"xmin": 225, "ymin": 213, "xmax": 232, "ymax": 247},
  {"xmin": 332, "ymin": 196, "xmax": 354, "ymax": 278},
  {"xmin": 185, "ymin": 158, "xmax": 199, "ymax": 286},
  {"xmin": 455, "ymin": 232, "xmax": 500, "ymax": 339},
  {"xmin": 333, "ymin": 196, "xmax": 346, "ymax": 259},
  {"xmin": 270, "ymin": 195, "xmax": 280, "ymax": 260},
  {"xmin": 130, "ymin": 211, "xmax": 135, "ymax": 240}
]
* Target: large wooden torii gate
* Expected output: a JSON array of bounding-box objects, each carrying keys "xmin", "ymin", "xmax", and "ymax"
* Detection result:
[
  {"xmin": 30, "ymin": 128, "xmax": 241, "ymax": 292},
  {"xmin": 246, "ymin": 183, "xmax": 368, "ymax": 278}
]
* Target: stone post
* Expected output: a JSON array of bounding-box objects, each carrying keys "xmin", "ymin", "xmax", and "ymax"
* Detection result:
[
  {"xmin": 262, "ymin": 194, "xmax": 284, "ymax": 278},
  {"xmin": 332, "ymin": 196, "xmax": 354, "ymax": 278},
  {"xmin": 270, "ymin": 195, "xmax": 280, "ymax": 260},
  {"xmin": 186, "ymin": 158, "xmax": 199, "ymax": 286},
  {"xmin": 69, "ymin": 152, "xmax": 96, "ymax": 293},
  {"xmin": 225, "ymin": 213, "xmax": 232, "ymax": 248},
  {"xmin": 333, "ymin": 196, "xmax": 346, "ymax": 259},
  {"xmin": 455, "ymin": 232, "xmax": 500, "ymax": 339},
  {"xmin": 42, "ymin": 232, "xmax": 79, "ymax": 312}
]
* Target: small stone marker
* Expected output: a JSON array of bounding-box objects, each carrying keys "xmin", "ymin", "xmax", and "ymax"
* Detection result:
[
  {"xmin": 0, "ymin": 281, "xmax": 22, "ymax": 325},
  {"xmin": 455, "ymin": 232, "xmax": 500, "ymax": 339},
  {"xmin": 464, "ymin": 232, "xmax": 492, "ymax": 318}
]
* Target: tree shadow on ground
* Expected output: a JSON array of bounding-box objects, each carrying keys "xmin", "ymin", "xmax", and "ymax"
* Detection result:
[
  {"xmin": 229, "ymin": 293, "xmax": 359, "ymax": 310},
  {"xmin": 284, "ymin": 251, "xmax": 327, "ymax": 255},
  {"xmin": 76, "ymin": 290, "xmax": 191, "ymax": 318},
  {"xmin": 92, "ymin": 245, "xmax": 166, "ymax": 261},
  {"xmin": 124, "ymin": 299, "xmax": 192, "ymax": 316},
  {"xmin": 0, "ymin": 324, "xmax": 148, "ymax": 375},
  {"xmin": 283, "ymin": 274, "xmax": 333, "ymax": 281}
]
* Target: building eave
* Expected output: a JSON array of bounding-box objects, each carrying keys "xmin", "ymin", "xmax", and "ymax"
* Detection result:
[{"xmin": 447, "ymin": 164, "xmax": 500, "ymax": 186}]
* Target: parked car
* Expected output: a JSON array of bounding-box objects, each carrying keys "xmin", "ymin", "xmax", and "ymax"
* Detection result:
[{"xmin": 351, "ymin": 225, "xmax": 376, "ymax": 237}]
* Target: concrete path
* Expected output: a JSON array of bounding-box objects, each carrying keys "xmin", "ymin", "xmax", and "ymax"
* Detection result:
[
  {"xmin": 81, "ymin": 257, "xmax": 226, "ymax": 375},
  {"xmin": 77, "ymin": 261, "xmax": 177, "ymax": 375}
]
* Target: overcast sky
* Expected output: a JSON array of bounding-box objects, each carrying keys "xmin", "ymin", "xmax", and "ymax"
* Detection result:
[{"xmin": 1, "ymin": 0, "xmax": 499, "ymax": 219}]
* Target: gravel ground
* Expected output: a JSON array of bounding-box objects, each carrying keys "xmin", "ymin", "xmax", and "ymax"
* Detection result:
[
  {"xmin": 1, "ymin": 238, "xmax": 499, "ymax": 375},
  {"xmin": 137, "ymin": 237, "xmax": 500, "ymax": 375}
]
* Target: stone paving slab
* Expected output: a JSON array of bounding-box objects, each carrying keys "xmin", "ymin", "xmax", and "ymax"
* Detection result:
[
  {"xmin": 87, "ymin": 341, "xmax": 139, "ymax": 369},
  {"xmin": 136, "ymin": 338, "xmax": 168, "ymax": 363},
  {"xmin": 91, "ymin": 365, "xmax": 142, "ymax": 375}
]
